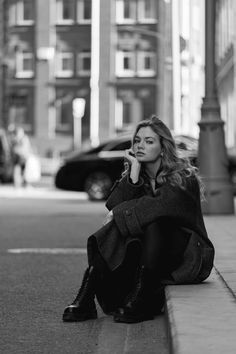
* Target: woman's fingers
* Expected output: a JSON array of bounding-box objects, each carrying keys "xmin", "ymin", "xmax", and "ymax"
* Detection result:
[{"xmin": 125, "ymin": 149, "xmax": 136, "ymax": 162}]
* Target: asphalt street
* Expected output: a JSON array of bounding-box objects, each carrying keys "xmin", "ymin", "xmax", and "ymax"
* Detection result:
[{"xmin": 0, "ymin": 185, "xmax": 168, "ymax": 354}]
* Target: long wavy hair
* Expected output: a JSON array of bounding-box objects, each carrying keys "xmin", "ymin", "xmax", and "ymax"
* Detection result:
[{"xmin": 124, "ymin": 115, "xmax": 203, "ymax": 193}]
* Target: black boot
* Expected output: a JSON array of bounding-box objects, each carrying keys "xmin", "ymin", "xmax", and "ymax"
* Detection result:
[
  {"xmin": 113, "ymin": 266, "xmax": 164, "ymax": 324},
  {"xmin": 62, "ymin": 266, "xmax": 98, "ymax": 322}
]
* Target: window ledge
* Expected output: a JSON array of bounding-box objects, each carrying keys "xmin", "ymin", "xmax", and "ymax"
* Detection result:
[{"xmin": 15, "ymin": 72, "xmax": 34, "ymax": 79}]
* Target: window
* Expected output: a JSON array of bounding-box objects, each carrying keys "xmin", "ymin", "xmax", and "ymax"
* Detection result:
[
  {"xmin": 116, "ymin": 51, "xmax": 135, "ymax": 77},
  {"xmin": 122, "ymin": 101, "xmax": 132, "ymax": 124},
  {"xmin": 138, "ymin": 0, "xmax": 157, "ymax": 23},
  {"xmin": 9, "ymin": 0, "xmax": 34, "ymax": 25},
  {"xmin": 9, "ymin": 94, "xmax": 32, "ymax": 131},
  {"xmin": 55, "ymin": 91, "xmax": 73, "ymax": 132},
  {"xmin": 56, "ymin": 0, "xmax": 74, "ymax": 24},
  {"xmin": 77, "ymin": 52, "xmax": 91, "ymax": 76},
  {"xmin": 56, "ymin": 100, "xmax": 72, "ymax": 132},
  {"xmin": 137, "ymin": 51, "xmax": 156, "ymax": 76},
  {"xmin": 115, "ymin": 99, "xmax": 132, "ymax": 130},
  {"xmin": 77, "ymin": 0, "xmax": 91, "ymax": 23},
  {"xmin": 116, "ymin": 0, "xmax": 136, "ymax": 24},
  {"xmin": 56, "ymin": 52, "xmax": 74, "ymax": 77},
  {"xmin": 15, "ymin": 51, "xmax": 34, "ymax": 78}
]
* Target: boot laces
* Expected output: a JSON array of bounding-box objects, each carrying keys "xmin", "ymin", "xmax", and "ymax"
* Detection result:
[
  {"xmin": 126, "ymin": 266, "xmax": 145, "ymax": 304},
  {"xmin": 72, "ymin": 267, "xmax": 93, "ymax": 305}
]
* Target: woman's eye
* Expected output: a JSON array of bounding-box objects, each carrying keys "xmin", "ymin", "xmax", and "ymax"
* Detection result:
[{"xmin": 146, "ymin": 140, "xmax": 153, "ymax": 144}]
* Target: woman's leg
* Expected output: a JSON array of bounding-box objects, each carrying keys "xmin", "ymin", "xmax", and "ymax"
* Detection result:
[
  {"xmin": 62, "ymin": 264, "xmax": 98, "ymax": 322},
  {"xmin": 113, "ymin": 222, "xmax": 165, "ymax": 323},
  {"xmin": 141, "ymin": 221, "xmax": 164, "ymax": 276},
  {"xmin": 62, "ymin": 253, "xmax": 107, "ymax": 322}
]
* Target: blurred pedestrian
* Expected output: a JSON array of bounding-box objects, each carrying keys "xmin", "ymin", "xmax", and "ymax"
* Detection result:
[
  {"xmin": 10, "ymin": 126, "xmax": 32, "ymax": 187},
  {"xmin": 62, "ymin": 115, "xmax": 215, "ymax": 324}
]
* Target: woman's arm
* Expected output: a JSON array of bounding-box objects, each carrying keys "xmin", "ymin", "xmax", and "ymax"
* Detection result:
[
  {"xmin": 105, "ymin": 149, "xmax": 145, "ymax": 210},
  {"xmin": 105, "ymin": 174, "xmax": 145, "ymax": 210},
  {"xmin": 112, "ymin": 179, "xmax": 199, "ymax": 238}
]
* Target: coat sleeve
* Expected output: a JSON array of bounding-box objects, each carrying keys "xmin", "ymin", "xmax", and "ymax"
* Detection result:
[
  {"xmin": 105, "ymin": 174, "xmax": 146, "ymax": 210},
  {"xmin": 112, "ymin": 179, "xmax": 199, "ymax": 238}
]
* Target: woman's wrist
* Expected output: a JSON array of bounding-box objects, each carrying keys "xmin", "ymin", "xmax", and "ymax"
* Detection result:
[{"xmin": 130, "ymin": 162, "xmax": 141, "ymax": 184}]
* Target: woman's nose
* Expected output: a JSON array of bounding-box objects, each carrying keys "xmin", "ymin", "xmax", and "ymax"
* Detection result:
[{"xmin": 137, "ymin": 141, "xmax": 144, "ymax": 149}]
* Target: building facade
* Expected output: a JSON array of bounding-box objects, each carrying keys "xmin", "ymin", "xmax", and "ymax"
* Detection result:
[
  {"xmin": 175, "ymin": 0, "xmax": 205, "ymax": 138},
  {"xmin": 215, "ymin": 0, "xmax": 236, "ymax": 148},
  {"xmin": 0, "ymin": 0, "xmax": 171, "ymax": 155}
]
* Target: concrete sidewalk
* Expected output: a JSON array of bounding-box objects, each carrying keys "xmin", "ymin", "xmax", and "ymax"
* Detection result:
[{"xmin": 166, "ymin": 215, "xmax": 236, "ymax": 354}]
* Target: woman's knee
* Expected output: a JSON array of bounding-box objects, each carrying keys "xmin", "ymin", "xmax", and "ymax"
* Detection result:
[{"xmin": 143, "ymin": 221, "xmax": 163, "ymax": 239}]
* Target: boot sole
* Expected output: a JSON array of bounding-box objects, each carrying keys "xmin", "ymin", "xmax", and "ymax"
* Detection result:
[
  {"xmin": 62, "ymin": 311, "xmax": 97, "ymax": 322},
  {"xmin": 113, "ymin": 313, "xmax": 154, "ymax": 324}
]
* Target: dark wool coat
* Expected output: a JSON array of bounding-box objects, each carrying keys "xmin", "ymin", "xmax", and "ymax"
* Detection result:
[{"xmin": 87, "ymin": 174, "xmax": 215, "ymax": 285}]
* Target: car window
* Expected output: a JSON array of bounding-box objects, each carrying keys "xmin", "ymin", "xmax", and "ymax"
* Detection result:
[
  {"xmin": 86, "ymin": 143, "xmax": 107, "ymax": 154},
  {"xmin": 111, "ymin": 140, "xmax": 131, "ymax": 151},
  {"xmin": 103, "ymin": 140, "xmax": 131, "ymax": 151}
]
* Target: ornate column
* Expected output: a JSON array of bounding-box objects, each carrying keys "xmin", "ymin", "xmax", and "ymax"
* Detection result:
[{"xmin": 198, "ymin": 0, "xmax": 234, "ymax": 214}]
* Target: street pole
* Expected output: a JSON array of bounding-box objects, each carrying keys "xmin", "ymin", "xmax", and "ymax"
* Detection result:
[
  {"xmin": 72, "ymin": 98, "xmax": 85, "ymax": 151},
  {"xmin": 198, "ymin": 0, "xmax": 234, "ymax": 214}
]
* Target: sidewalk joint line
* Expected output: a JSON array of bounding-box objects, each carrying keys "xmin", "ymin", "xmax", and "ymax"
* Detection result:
[{"xmin": 214, "ymin": 265, "xmax": 236, "ymax": 302}]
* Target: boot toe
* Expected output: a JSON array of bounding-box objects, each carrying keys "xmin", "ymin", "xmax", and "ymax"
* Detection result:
[
  {"xmin": 113, "ymin": 306, "xmax": 154, "ymax": 324},
  {"xmin": 62, "ymin": 305, "xmax": 97, "ymax": 322}
]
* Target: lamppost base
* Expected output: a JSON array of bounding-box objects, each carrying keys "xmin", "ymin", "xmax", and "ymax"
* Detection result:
[
  {"xmin": 198, "ymin": 118, "xmax": 234, "ymax": 215},
  {"xmin": 201, "ymin": 177, "xmax": 234, "ymax": 214}
]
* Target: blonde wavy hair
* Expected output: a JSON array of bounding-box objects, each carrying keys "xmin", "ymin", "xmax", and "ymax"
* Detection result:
[{"xmin": 124, "ymin": 115, "xmax": 203, "ymax": 194}]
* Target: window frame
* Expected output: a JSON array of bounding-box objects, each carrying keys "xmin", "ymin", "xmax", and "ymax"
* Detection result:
[
  {"xmin": 77, "ymin": 52, "xmax": 91, "ymax": 76},
  {"xmin": 137, "ymin": 51, "xmax": 156, "ymax": 77},
  {"xmin": 137, "ymin": 0, "xmax": 157, "ymax": 24},
  {"xmin": 9, "ymin": 0, "xmax": 34, "ymax": 26},
  {"xmin": 55, "ymin": 52, "xmax": 74, "ymax": 78},
  {"xmin": 56, "ymin": 0, "xmax": 75, "ymax": 25},
  {"xmin": 55, "ymin": 99, "xmax": 72, "ymax": 132},
  {"xmin": 115, "ymin": 98, "xmax": 133, "ymax": 131},
  {"xmin": 116, "ymin": 51, "xmax": 136, "ymax": 77},
  {"xmin": 116, "ymin": 0, "xmax": 137, "ymax": 24},
  {"xmin": 77, "ymin": 0, "xmax": 92, "ymax": 24},
  {"xmin": 15, "ymin": 51, "xmax": 34, "ymax": 79}
]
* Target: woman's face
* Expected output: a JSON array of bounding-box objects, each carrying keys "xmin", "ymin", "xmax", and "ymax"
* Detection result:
[{"xmin": 133, "ymin": 126, "xmax": 162, "ymax": 163}]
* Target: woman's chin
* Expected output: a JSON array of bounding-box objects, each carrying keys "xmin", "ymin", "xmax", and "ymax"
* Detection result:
[{"xmin": 136, "ymin": 156, "xmax": 147, "ymax": 162}]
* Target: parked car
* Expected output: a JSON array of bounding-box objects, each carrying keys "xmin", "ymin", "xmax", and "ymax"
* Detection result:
[
  {"xmin": 0, "ymin": 128, "xmax": 13, "ymax": 183},
  {"xmin": 54, "ymin": 134, "xmax": 199, "ymax": 200}
]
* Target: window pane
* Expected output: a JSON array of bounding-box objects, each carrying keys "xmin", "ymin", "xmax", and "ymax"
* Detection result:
[
  {"xmin": 144, "ymin": 0, "xmax": 152, "ymax": 18},
  {"xmin": 144, "ymin": 56, "xmax": 151, "ymax": 69},
  {"xmin": 83, "ymin": 57, "xmax": 91, "ymax": 71},
  {"xmin": 9, "ymin": 95, "xmax": 30, "ymax": 126},
  {"xmin": 124, "ymin": 0, "xmax": 135, "ymax": 19},
  {"xmin": 124, "ymin": 1, "xmax": 130, "ymax": 18},
  {"xmin": 124, "ymin": 57, "xmax": 130, "ymax": 69},
  {"xmin": 62, "ymin": 57, "xmax": 73, "ymax": 70},
  {"xmin": 23, "ymin": 0, "xmax": 33, "ymax": 20},
  {"xmin": 63, "ymin": 0, "xmax": 74, "ymax": 20},
  {"xmin": 84, "ymin": 0, "xmax": 91, "ymax": 19},
  {"xmin": 123, "ymin": 102, "xmax": 131, "ymax": 124},
  {"xmin": 23, "ymin": 57, "xmax": 33, "ymax": 71}
]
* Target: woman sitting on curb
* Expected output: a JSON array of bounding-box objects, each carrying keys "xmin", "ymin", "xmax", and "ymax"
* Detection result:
[{"xmin": 62, "ymin": 115, "xmax": 215, "ymax": 324}]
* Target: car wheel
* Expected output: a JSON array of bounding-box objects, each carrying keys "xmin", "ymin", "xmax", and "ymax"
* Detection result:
[{"xmin": 84, "ymin": 171, "xmax": 113, "ymax": 201}]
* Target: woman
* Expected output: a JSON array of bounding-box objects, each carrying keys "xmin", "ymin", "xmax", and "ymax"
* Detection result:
[
  {"xmin": 10, "ymin": 126, "xmax": 32, "ymax": 187},
  {"xmin": 62, "ymin": 116, "xmax": 214, "ymax": 324}
]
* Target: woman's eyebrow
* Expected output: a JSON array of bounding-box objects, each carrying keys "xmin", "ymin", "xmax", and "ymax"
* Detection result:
[
  {"xmin": 144, "ymin": 136, "xmax": 155, "ymax": 140},
  {"xmin": 134, "ymin": 136, "xmax": 156, "ymax": 140}
]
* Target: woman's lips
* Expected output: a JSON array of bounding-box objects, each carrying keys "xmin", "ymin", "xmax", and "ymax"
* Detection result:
[{"xmin": 136, "ymin": 152, "xmax": 145, "ymax": 156}]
